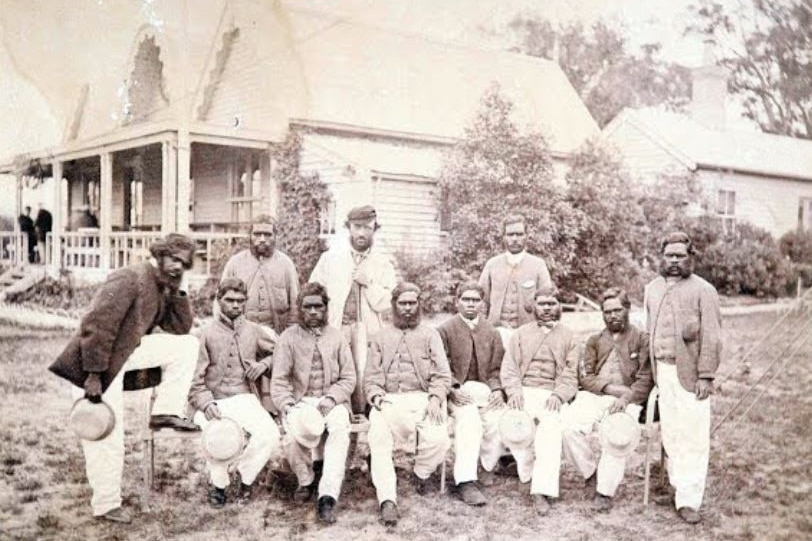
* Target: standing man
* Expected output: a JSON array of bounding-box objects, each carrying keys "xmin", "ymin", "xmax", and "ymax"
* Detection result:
[
  {"xmin": 34, "ymin": 203, "xmax": 53, "ymax": 264},
  {"xmin": 500, "ymin": 284, "xmax": 579, "ymax": 516},
  {"xmin": 271, "ymin": 282, "xmax": 356, "ymax": 524},
  {"xmin": 563, "ymin": 287, "xmax": 653, "ymax": 511},
  {"xmin": 18, "ymin": 205, "xmax": 36, "ymax": 263},
  {"xmin": 190, "ymin": 278, "xmax": 281, "ymax": 508},
  {"xmin": 310, "ymin": 205, "xmax": 397, "ymax": 413},
  {"xmin": 363, "ymin": 283, "xmax": 452, "ymax": 527},
  {"xmin": 479, "ymin": 214, "xmax": 552, "ymax": 344},
  {"xmin": 49, "ymin": 234, "xmax": 201, "ymax": 523},
  {"xmin": 644, "ymin": 231, "xmax": 721, "ymax": 524},
  {"xmin": 436, "ymin": 281, "xmax": 506, "ymax": 506},
  {"xmin": 221, "ymin": 215, "xmax": 299, "ymax": 335}
]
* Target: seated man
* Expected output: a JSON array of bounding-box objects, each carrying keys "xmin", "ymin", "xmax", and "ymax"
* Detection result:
[
  {"xmin": 364, "ymin": 282, "xmax": 452, "ymax": 527},
  {"xmin": 500, "ymin": 284, "xmax": 579, "ymax": 516},
  {"xmin": 437, "ymin": 281, "xmax": 506, "ymax": 506},
  {"xmin": 271, "ymin": 282, "xmax": 356, "ymax": 524},
  {"xmin": 563, "ymin": 287, "xmax": 653, "ymax": 511},
  {"xmin": 190, "ymin": 278, "xmax": 282, "ymax": 508}
]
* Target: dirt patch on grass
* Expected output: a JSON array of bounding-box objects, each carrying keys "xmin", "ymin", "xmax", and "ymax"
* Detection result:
[{"xmin": 1, "ymin": 311, "xmax": 810, "ymax": 540}]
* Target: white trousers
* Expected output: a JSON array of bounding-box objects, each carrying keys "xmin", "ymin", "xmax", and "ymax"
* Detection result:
[
  {"xmin": 562, "ymin": 391, "xmax": 642, "ymax": 497},
  {"xmin": 449, "ymin": 403, "xmax": 505, "ymax": 484},
  {"xmin": 193, "ymin": 393, "xmax": 281, "ymax": 489},
  {"xmin": 70, "ymin": 333, "xmax": 198, "ymax": 516},
  {"xmin": 367, "ymin": 392, "xmax": 450, "ymax": 504},
  {"xmin": 506, "ymin": 387, "xmax": 567, "ymax": 497},
  {"xmin": 282, "ymin": 396, "xmax": 351, "ymax": 500},
  {"xmin": 657, "ymin": 362, "xmax": 711, "ymax": 510}
]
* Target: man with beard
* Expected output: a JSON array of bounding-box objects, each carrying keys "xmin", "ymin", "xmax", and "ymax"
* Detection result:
[
  {"xmin": 271, "ymin": 282, "xmax": 355, "ymax": 524},
  {"xmin": 644, "ymin": 232, "xmax": 721, "ymax": 524},
  {"xmin": 562, "ymin": 287, "xmax": 653, "ymax": 512},
  {"xmin": 310, "ymin": 205, "xmax": 397, "ymax": 414},
  {"xmin": 479, "ymin": 215, "xmax": 552, "ymax": 344},
  {"xmin": 18, "ymin": 205, "xmax": 36, "ymax": 263},
  {"xmin": 436, "ymin": 281, "xmax": 506, "ymax": 506},
  {"xmin": 500, "ymin": 284, "xmax": 579, "ymax": 516},
  {"xmin": 363, "ymin": 282, "xmax": 452, "ymax": 526},
  {"xmin": 190, "ymin": 278, "xmax": 281, "ymax": 508},
  {"xmin": 49, "ymin": 234, "xmax": 200, "ymax": 523},
  {"xmin": 221, "ymin": 215, "xmax": 299, "ymax": 335}
]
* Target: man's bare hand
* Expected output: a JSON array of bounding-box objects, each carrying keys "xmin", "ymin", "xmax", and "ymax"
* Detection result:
[
  {"xmin": 204, "ymin": 403, "xmax": 222, "ymax": 421},
  {"xmin": 609, "ymin": 396, "xmax": 629, "ymax": 414},
  {"xmin": 318, "ymin": 397, "xmax": 336, "ymax": 416},
  {"xmin": 245, "ymin": 361, "xmax": 267, "ymax": 381},
  {"xmin": 695, "ymin": 379, "xmax": 713, "ymax": 400},
  {"xmin": 450, "ymin": 388, "xmax": 473, "ymax": 407},
  {"xmin": 83, "ymin": 373, "xmax": 102, "ymax": 403},
  {"xmin": 353, "ymin": 268, "xmax": 371, "ymax": 287},
  {"xmin": 545, "ymin": 395, "xmax": 563, "ymax": 412},
  {"xmin": 603, "ymin": 383, "xmax": 633, "ymax": 399},
  {"xmin": 507, "ymin": 393, "xmax": 524, "ymax": 410},
  {"xmin": 371, "ymin": 394, "xmax": 385, "ymax": 411},
  {"xmin": 425, "ymin": 396, "xmax": 444, "ymax": 425},
  {"xmin": 488, "ymin": 390, "xmax": 505, "ymax": 409}
]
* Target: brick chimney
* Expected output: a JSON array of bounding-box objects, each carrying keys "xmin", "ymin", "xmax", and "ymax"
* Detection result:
[{"xmin": 690, "ymin": 39, "xmax": 729, "ymax": 131}]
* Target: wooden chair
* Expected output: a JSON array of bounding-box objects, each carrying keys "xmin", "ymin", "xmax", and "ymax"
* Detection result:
[
  {"xmin": 123, "ymin": 367, "xmax": 199, "ymax": 510},
  {"xmin": 642, "ymin": 387, "xmax": 666, "ymax": 505}
]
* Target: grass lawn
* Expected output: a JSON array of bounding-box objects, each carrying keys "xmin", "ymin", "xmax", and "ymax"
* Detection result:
[{"xmin": 0, "ymin": 310, "xmax": 810, "ymax": 541}]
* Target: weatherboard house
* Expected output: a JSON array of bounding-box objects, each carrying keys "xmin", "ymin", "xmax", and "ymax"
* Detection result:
[
  {"xmin": 602, "ymin": 54, "xmax": 812, "ymax": 238},
  {"xmin": 1, "ymin": 0, "xmax": 598, "ymax": 281}
]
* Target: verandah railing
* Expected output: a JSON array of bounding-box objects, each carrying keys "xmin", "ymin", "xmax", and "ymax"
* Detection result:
[{"xmin": 0, "ymin": 231, "xmax": 27, "ymax": 267}]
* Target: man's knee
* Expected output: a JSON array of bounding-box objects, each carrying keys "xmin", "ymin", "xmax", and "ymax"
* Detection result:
[
  {"xmin": 367, "ymin": 414, "xmax": 393, "ymax": 451},
  {"xmin": 325, "ymin": 407, "xmax": 351, "ymax": 433}
]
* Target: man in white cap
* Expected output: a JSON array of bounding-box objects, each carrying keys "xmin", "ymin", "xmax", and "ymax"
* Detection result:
[
  {"xmin": 310, "ymin": 205, "xmax": 397, "ymax": 414},
  {"xmin": 500, "ymin": 284, "xmax": 579, "ymax": 516},
  {"xmin": 436, "ymin": 281, "xmax": 506, "ymax": 506},
  {"xmin": 479, "ymin": 214, "xmax": 552, "ymax": 345},
  {"xmin": 190, "ymin": 278, "xmax": 281, "ymax": 508},
  {"xmin": 644, "ymin": 231, "xmax": 721, "ymax": 524},
  {"xmin": 364, "ymin": 282, "xmax": 452, "ymax": 527},
  {"xmin": 563, "ymin": 287, "xmax": 653, "ymax": 511},
  {"xmin": 271, "ymin": 282, "xmax": 355, "ymax": 524},
  {"xmin": 50, "ymin": 234, "xmax": 201, "ymax": 523}
]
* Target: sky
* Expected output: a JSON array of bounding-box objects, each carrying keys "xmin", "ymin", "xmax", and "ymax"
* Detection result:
[{"xmin": 0, "ymin": 0, "xmax": 745, "ymax": 217}]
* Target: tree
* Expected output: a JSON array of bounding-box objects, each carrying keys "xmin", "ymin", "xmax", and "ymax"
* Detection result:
[
  {"xmin": 689, "ymin": 0, "xmax": 812, "ymax": 139},
  {"xmin": 438, "ymin": 85, "xmax": 581, "ymax": 279},
  {"xmin": 510, "ymin": 17, "xmax": 691, "ymax": 127},
  {"xmin": 563, "ymin": 140, "xmax": 644, "ymax": 298}
]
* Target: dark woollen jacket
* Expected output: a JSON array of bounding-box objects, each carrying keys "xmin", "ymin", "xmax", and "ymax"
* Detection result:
[
  {"xmin": 49, "ymin": 261, "xmax": 193, "ymax": 392},
  {"xmin": 436, "ymin": 314, "xmax": 505, "ymax": 392}
]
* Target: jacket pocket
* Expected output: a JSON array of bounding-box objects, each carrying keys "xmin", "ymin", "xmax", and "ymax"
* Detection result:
[{"xmin": 682, "ymin": 319, "xmax": 700, "ymax": 342}]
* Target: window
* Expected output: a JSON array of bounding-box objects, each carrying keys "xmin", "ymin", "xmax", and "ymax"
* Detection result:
[
  {"xmin": 799, "ymin": 197, "xmax": 812, "ymax": 231},
  {"xmin": 716, "ymin": 189, "xmax": 736, "ymax": 234},
  {"xmin": 319, "ymin": 198, "xmax": 336, "ymax": 237}
]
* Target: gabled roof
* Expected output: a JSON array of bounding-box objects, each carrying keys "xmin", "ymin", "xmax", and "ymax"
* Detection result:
[{"xmin": 604, "ymin": 108, "xmax": 812, "ymax": 181}]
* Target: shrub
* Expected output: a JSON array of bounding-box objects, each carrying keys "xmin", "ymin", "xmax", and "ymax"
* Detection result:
[
  {"xmin": 695, "ymin": 223, "xmax": 790, "ymax": 297},
  {"xmin": 779, "ymin": 229, "xmax": 812, "ymax": 264},
  {"xmin": 393, "ymin": 249, "xmax": 472, "ymax": 316}
]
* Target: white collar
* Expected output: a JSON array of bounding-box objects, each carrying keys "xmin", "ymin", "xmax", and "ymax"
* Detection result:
[
  {"xmin": 505, "ymin": 250, "xmax": 526, "ymax": 266},
  {"xmin": 459, "ymin": 313, "xmax": 479, "ymax": 329}
]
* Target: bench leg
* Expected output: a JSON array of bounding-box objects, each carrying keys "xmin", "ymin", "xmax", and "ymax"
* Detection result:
[{"xmin": 440, "ymin": 460, "xmax": 447, "ymax": 494}]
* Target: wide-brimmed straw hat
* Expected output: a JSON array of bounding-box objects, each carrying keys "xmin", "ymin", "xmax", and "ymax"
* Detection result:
[
  {"xmin": 600, "ymin": 412, "xmax": 642, "ymax": 457},
  {"xmin": 460, "ymin": 381, "xmax": 492, "ymax": 408},
  {"xmin": 69, "ymin": 398, "xmax": 116, "ymax": 441},
  {"xmin": 202, "ymin": 417, "xmax": 246, "ymax": 462},
  {"xmin": 288, "ymin": 403, "xmax": 326, "ymax": 448},
  {"xmin": 499, "ymin": 409, "xmax": 535, "ymax": 449}
]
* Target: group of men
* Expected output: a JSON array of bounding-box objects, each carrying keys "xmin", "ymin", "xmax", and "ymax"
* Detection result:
[
  {"xmin": 49, "ymin": 206, "xmax": 721, "ymax": 529},
  {"xmin": 17, "ymin": 203, "xmax": 52, "ymax": 263}
]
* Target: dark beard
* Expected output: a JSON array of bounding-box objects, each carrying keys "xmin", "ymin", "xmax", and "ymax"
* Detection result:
[
  {"xmin": 393, "ymin": 311, "xmax": 420, "ymax": 330},
  {"xmin": 251, "ymin": 244, "xmax": 274, "ymax": 258}
]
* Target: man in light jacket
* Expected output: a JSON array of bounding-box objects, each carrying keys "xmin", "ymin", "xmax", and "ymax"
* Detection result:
[
  {"xmin": 479, "ymin": 214, "xmax": 552, "ymax": 345},
  {"xmin": 190, "ymin": 278, "xmax": 281, "ymax": 508},
  {"xmin": 271, "ymin": 282, "xmax": 356, "ymax": 524},
  {"xmin": 644, "ymin": 231, "xmax": 721, "ymax": 524},
  {"xmin": 310, "ymin": 205, "xmax": 397, "ymax": 413}
]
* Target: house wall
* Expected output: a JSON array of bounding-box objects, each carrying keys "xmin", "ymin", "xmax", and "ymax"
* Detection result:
[
  {"xmin": 372, "ymin": 176, "xmax": 442, "ymax": 255},
  {"xmin": 697, "ymin": 169, "xmax": 812, "ymax": 238},
  {"xmin": 191, "ymin": 143, "xmax": 232, "ymax": 227}
]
